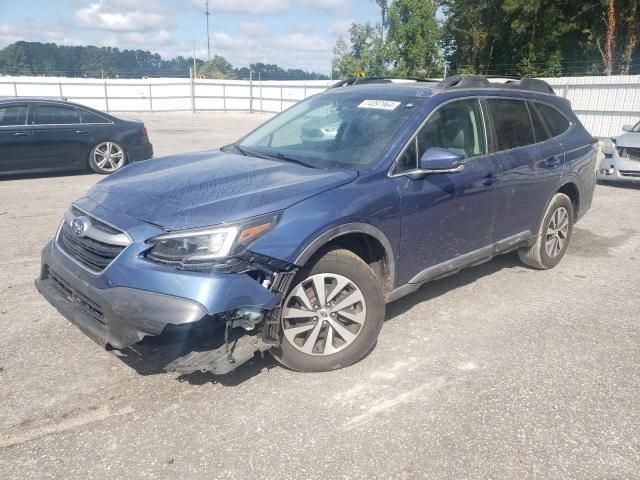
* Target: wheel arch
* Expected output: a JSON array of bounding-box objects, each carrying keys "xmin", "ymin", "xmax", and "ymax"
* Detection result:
[
  {"xmin": 557, "ymin": 181, "xmax": 580, "ymax": 220},
  {"xmin": 294, "ymin": 223, "xmax": 396, "ymax": 293}
]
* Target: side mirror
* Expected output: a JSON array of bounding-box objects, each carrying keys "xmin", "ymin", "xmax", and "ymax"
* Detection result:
[
  {"xmin": 419, "ymin": 147, "xmax": 466, "ymax": 173},
  {"xmin": 622, "ymin": 124, "xmax": 634, "ymax": 132}
]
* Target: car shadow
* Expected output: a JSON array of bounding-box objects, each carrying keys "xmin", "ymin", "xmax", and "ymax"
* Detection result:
[
  {"xmin": 0, "ymin": 170, "xmax": 96, "ymax": 181},
  {"xmin": 597, "ymin": 180, "xmax": 640, "ymax": 190},
  {"xmin": 117, "ymin": 252, "xmax": 523, "ymax": 386}
]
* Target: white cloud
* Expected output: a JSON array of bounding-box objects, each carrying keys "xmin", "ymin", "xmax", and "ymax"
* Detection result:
[
  {"xmin": 75, "ymin": 0, "xmax": 173, "ymax": 32},
  {"xmin": 328, "ymin": 19, "xmax": 354, "ymax": 38},
  {"xmin": 0, "ymin": 22, "xmax": 81, "ymax": 48},
  {"xmin": 117, "ymin": 30, "xmax": 173, "ymax": 47},
  {"xmin": 239, "ymin": 22, "xmax": 270, "ymax": 37},
  {"xmin": 191, "ymin": 0, "xmax": 288, "ymax": 15},
  {"xmin": 273, "ymin": 33, "xmax": 331, "ymax": 52},
  {"xmin": 190, "ymin": 0, "xmax": 351, "ymax": 15}
]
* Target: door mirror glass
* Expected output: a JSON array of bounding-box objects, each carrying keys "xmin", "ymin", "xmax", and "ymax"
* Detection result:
[
  {"xmin": 622, "ymin": 124, "xmax": 634, "ymax": 132},
  {"xmin": 419, "ymin": 147, "xmax": 465, "ymax": 172}
]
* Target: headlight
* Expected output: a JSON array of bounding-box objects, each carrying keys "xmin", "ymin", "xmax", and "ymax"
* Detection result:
[
  {"xmin": 146, "ymin": 211, "xmax": 281, "ymax": 265},
  {"xmin": 601, "ymin": 139, "xmax": 616, "ymax": 156}
]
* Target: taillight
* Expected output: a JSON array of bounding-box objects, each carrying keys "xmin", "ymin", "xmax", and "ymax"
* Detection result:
[{"xmin": 140, "ymin": 126, "xmax": 148, "ymax": 138}]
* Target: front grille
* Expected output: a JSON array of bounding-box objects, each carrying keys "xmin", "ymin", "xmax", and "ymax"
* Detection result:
[
  {"xmin": 619, "ymin": 170, "xmax": 640, "ymax": 178},
  {"xmin": 616, "ymin": 146, "xmax": 640, "ymax": 162},
  {"xmin": 47, "ymin": 269, "xmax": 104, "ymax": 324},
  {"xmin": 56, "ymin": 208, "xmax": 129, "ymax": 273}
]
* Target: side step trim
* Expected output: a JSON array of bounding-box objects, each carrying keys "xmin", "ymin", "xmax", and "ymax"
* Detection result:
[{"xmin": 386, "ymin": 231, "xmax": 532, "ymax": 303}]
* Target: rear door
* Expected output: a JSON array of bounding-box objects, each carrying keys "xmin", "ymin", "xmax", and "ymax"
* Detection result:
[
  {"xmin": 486, "ymin": 98, "xmax": 564, "ymax": 241},
  {"xmin": 0, "ymin": 102, "xmax": 34, "ymax": 173},
  {"xmin": 30, "ymin": 103, "xmax": 94, "ymax": 171}
]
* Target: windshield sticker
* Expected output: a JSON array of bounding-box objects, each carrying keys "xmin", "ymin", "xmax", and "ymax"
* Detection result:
[{"xmin": 358, "ymin": 99, "xmax": 401, "ymax": 110}]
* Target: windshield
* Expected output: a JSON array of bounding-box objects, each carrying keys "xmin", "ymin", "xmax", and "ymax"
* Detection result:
[{"xmin": 237, "ymin": 90, "xmax": 424, "ymax": 170}]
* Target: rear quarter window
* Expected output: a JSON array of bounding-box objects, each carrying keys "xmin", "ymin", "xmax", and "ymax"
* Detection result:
[
  {"xmin": 534, "ymin": 103, "xmax": 571, "ymax": 137},
  {"xmin": 80, "ymin": 109, "xmax": 111, "ymax": 124},
  {"xmin": 486, "ymin": 98, "xmax": 535, "ymax": 151}
]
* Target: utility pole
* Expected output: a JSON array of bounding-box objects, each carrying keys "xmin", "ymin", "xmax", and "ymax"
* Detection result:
[{"xmin": 205, "ymin": 0, "xmax": 211, "ymax": 61}]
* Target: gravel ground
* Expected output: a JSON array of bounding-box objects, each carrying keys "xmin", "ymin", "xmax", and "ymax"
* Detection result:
[{"xmin": 1, "ymin": 112, "xmax": 639, "ymax": 479}]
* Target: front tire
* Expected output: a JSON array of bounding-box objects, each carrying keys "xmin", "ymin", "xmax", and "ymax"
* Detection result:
[
  {"xmin": 272, "ymin": 249, "xmax": 385, "ymax": 372},
  {"xmin": 518, "ymin": 193, "xmax": 574, "ymax": 269},
  {"xmin": 89, "ymin": 141, "xmax": 127, "ymax": 174}
]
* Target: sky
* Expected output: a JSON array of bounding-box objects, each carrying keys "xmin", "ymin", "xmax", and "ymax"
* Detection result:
[{"xmin": 0, "ymin": 0, "xmax": 381, "ymax": 74}]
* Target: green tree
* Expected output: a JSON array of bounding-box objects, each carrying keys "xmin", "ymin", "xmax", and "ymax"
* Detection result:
[
  {"xmin": 198, "ymin": 55, "xmax": 237, "ymax": 79},
  {"xmin": 386, "ymin": 0, "xmax": 442, "ymax": 77},
  {"xmin": 332, "ymin": 22, "xmax": 389, "ymax": 78}
]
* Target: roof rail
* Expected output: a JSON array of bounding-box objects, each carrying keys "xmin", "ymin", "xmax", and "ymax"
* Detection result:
[
  {"xmin": 330, "ymin": 76, "xmax": 440, "ymax": 88},
  {"xmin": 437, "ymin": 74, "xmax": 556, "ymax": 95}
]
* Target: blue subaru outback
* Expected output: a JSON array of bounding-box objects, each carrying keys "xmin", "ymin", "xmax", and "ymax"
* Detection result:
[{"xmin": 36, "ymin": 75, "xmax": 597, "ymax": 374}]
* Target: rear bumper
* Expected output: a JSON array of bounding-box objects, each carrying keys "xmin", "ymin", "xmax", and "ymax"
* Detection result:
[{"xmin": 128, "ymin": 142, "xmax": 153, "ymax": 162}]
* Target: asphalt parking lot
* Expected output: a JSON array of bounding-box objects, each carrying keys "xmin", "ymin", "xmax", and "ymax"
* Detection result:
[{"xmin": 1, "ymin": 112, "xmax": 639, "ymax": 479}]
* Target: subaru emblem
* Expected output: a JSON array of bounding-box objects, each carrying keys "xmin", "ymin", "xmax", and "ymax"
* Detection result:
[{"xmin": 70, "ymin": 216, "xmax": 90, "ymax": 237}]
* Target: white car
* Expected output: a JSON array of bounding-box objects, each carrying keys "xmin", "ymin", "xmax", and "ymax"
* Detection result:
[{"xmin": 598, "ymin": 121, "xmax": 640, "ymax": 183}]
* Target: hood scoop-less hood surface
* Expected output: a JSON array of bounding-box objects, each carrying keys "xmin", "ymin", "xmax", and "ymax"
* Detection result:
[{"xmin": 88, "ymin": 150, "xmax": 357, "ymax": 230}]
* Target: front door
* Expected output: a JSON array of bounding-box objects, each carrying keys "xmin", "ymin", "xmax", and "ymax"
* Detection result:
[
  {"xmin": 392, "ymin": 98, "xmax": 501, "ymax": 286},
  {"xmin": 0, "ymin": 103, "xmax": 34, "ymax": 174}
]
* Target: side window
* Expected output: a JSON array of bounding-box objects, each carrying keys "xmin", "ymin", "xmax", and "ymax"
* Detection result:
[
  {"xmin": 34, "ymin": 105, "xmax": 81, "ymax": 125},
  {"xmin": 394, "ymin": 99, "xmax": 486, "ymax": 173},
  {"xmin": 527, "ymin": 102, "xmax": 552, "ymax": 143},
  {"xmin": 534, "ymin": 103, "xmax": 571, "ymax": 137},
  {"xmin": 80, "ymin": 109, "xmax": 110, "ymax": 124},
  {"xmin": 486, "ymin": 99, "xmax": 535, "ymax": 151},
  {"xmin": 417, "ymin": 99, "xmax": 486, "ymax": 160},
  {"xmin": 0, "ymin": 104, "xmax": 28, "ymax": 126}
]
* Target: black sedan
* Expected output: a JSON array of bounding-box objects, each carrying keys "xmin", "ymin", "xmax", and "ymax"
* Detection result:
[{"xmin": 0, "ymin": 97, "xmax": 153, "ymax": 176}]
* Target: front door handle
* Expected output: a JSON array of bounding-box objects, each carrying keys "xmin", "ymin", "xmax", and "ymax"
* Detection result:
[
  {"xmin": 75, "ymin": 130, "xmax": 89, "ymax": 134},
  {"xmin": 13, "ymin": 131, "xmax": 30, "ymax": 137}
]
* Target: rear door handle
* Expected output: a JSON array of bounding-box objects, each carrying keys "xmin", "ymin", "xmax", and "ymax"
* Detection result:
[
  {"xmin": 75, "ymin": 130, "xmax": 89, "ymax": 134},
  {"xmin": 14, "ymin": 131, "xmax": 30, "ymax": 137}
]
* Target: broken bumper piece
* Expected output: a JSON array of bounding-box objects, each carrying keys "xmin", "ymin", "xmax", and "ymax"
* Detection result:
[{"xmin": 36, "ymin": 239, "xmax": 292, "ymax": 373}]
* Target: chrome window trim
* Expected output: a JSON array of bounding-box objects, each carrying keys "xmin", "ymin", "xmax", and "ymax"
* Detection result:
[
  {"xmin": 31, "ymin": 101, "xmax": 115, "ymax": 126},
  {"xmin": 54, "ymin": 205, "xmax": 132, "ymax": 276},
  {"xmin": 388, "ymin": 94, "xmax": 576, "ymax": 179},
  {"xmin": 388, "ymin": 95, "xmax": 489, "ymax": 178}
]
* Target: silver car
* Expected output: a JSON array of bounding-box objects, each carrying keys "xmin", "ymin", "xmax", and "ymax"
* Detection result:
[{"xmin": 598, "ymin": 121, "xmax": 640, "ymax": 183}]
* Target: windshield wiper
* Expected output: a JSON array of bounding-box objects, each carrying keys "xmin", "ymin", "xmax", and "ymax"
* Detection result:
[{"xmin": 256, "ymin": 151, "xmax": 318, "ymax": 169}]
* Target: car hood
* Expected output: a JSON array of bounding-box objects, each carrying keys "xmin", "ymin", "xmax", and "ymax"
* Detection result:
[
  {"xmin": 87, "ymin": 150, "xmax": 357, "ymax": 230},
  {"xmin": 615, "ymin": 132, "xmax": 640, "ymax": 148}
]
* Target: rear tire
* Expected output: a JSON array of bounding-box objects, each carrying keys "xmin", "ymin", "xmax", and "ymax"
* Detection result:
[
  {"xmin": 89, "ymin": 141, "xmax": 127, "ymax": 174},
  {"xmin": 518, "ymin": 193, "xmax": 574, "ymax": 270},
  {"xmin": 272, "ymin": 249, "xmax": 385, "ymax": 372}
]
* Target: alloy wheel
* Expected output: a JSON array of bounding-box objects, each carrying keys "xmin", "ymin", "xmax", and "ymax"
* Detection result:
[
  {"xmin": 94, "ymin": 142, "xmax": 125, "ymax": 172},
  {"xmin": 281, "ymin": 273, "xmax": 366, "ymax": 356},
  {"xmin": 545, "ymin": 206, "xmax": 569, "ymax": 258}
]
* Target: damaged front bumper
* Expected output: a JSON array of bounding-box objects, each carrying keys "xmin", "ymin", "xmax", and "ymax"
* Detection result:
[{"xmin": 36, "ymin": 238, "xmax": 294, "ymax": 374}]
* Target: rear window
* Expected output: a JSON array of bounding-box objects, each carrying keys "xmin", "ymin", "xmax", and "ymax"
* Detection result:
[
  {"xmin": 35, "ymin": 104, "xmax": 81, "ymax": 125},
  {"xmin": 0, "ymin": 105, "xmax": 28, "ymax": 126},
  {"xmin": 486, "ymin": 99, "xmax": 535, "ymax": 151},
  {"xmin": 534, "ymin": 103, "xmax": 571, "ymax": 137}
]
